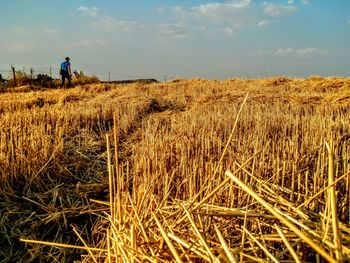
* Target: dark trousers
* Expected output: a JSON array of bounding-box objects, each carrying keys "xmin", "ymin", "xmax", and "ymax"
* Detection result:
[{"xmin": 61, "ymin": 71, "xmax": 71, "ymax": 88}]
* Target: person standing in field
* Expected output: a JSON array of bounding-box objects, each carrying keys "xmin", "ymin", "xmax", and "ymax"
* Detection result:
[{"xmin": 60, "ymin": 57, "xmax": 72, "ymax": 88}]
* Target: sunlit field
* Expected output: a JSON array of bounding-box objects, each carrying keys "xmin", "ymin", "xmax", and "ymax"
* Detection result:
[{"xmin": 0, "ymin": 76, "xmax": 349, "ymax": 262}]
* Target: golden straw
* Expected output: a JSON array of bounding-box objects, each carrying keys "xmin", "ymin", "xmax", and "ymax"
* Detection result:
[{"xmin": 225, "ymin": 170, "xmax": 337, "ymax": 263}]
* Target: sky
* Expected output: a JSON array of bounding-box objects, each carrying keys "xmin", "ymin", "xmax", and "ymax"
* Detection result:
[{"xmin": 0, "ymin": 0, "xmax": 349, "ymax": 80}]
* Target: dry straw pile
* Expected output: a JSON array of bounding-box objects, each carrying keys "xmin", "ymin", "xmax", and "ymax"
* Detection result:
[{"xmin": 0, "ymin": 77, "xmax": 349, "ymax": 262}]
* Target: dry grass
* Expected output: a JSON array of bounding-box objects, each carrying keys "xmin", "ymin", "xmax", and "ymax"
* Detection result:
[
  {"xmin": 0, "ymin": 76, "xmax": 349, "ymax": 262},
  {"xmin": 4, "ymin": 70, "xmax": 100, "ymax": 90}
]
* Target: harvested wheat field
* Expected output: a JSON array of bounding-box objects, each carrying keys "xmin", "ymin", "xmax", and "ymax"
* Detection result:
[{"xmin": 0, "ymin": 76, "xmax": 350, "ymax": 262}]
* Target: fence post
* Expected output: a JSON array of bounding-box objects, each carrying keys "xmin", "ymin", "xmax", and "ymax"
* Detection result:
[
  {"xmin": 50, "ymin": 67, "xmax": 52, "ymax": 78},
  {"xmin": 11, "ymin": 65, "xmax": 16, "ymax": 87},
  {"xmin": 30, "ymin": 67, "xmax": 34, "ymax": 81}
]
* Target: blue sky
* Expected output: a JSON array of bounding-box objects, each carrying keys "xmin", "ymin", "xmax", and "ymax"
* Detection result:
[{"xmin": 0, "ymin": 0, "xmax": 349, "ymax": 80}]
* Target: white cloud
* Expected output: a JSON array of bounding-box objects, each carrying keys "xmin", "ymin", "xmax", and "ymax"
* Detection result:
[
  {"xmin": 301, "ymin": 0, "xmax": 309, "ymax": 5},
  {"xmin": 89, "ymin": 16, "xmax": 143, "ymax": 32},
  {"xmin": 276, "ymin": 48, "xmax": 294, "ymax": 54},
  {"xmin": 296, "ymin": 47, "xmax": 318, "ymax": 54},
  {"xmin": 250, "ymin": 47, "xmax": 328, "ymax": 57},
  {"xmin": 263, "ymin": 3, "xmax": 298, "ymax": 17},
  {"xmin": 194, "ymin": 0, "xmax": 251, "ymax": 15},
  {"xmin": 155, "ymin": 7, "xmax": 165, "ymax": 13},
  {"xmin": 221, "ymin": 27, "xmax": 235, "ymax": 36},
  {"xmin": 77, "ymin": 6, "xmax": 99, "ymax": 18},
  {"xmin": 157, "ymin": 23, "xmax": 192, "ymax": 39},
  {"xmin": 258, "ymin": 20, "xmax": 271, "ymax": 27},
  {"xmin": 189, "ymin": 0, "xmax": 251, "ymax": 23},
  {"xmin": 169, "ymin": 0, "xmax": 256, "ymax": 37},
  {"xmin": 283, "ymin": 47, "xmax": 327, "ymax": 56},
  {"xmin": 40, "ymin": 27, "xmax": 58, "ymax": 36},
  {"xmin": 174, "ymin": 6, "xmax": 185, "ymax": 13},
  {"xmin": 77, "ymin": 5, "xmax": 143, "ymax": 33},
  {"xmin": 169, "ymin": 0, "xmax": 301, "ymax": 37},
  {"xmin": 78, "ymin": 6, "xmax": 88, "ymax": 11},
  {"xmin": 152, "ymin": 0, "xmax": 301, "ymax": 38}
]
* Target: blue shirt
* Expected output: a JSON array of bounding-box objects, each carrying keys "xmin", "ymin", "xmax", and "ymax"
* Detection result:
[{"xmin": 61, "ymin": 61, "xmax": 70, "ymax": 71}]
